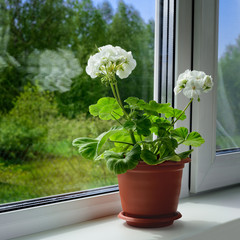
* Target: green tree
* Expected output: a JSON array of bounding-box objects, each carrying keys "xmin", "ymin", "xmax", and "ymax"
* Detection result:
[
  {"xmin": 0, "ymin": 0, "xmax": 73, "ymax": 113},
  {"xmin": 218, "ymin": 35, "xmax": 240, "ymax": 134},
  {"xmin": 0, "ymin": 0, "xmax": 155, "ymax": 118},
  {"xmin": 108, "ymin": 0, "xmax": 154, "ymax": 101},
  {"xmin": 55, "ymin": 0, "xmax": 110, "ymax": 117}
]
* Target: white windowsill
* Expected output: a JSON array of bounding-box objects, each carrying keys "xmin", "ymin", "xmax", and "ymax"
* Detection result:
[{"xmin": 11, "ymin": 185, "xmax": 240, "ymax": 240}]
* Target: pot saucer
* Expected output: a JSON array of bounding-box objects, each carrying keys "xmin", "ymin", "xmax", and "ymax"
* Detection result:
[{"xmin": 118, "ymin": 211, "xmax": 182, "ymax": 228}]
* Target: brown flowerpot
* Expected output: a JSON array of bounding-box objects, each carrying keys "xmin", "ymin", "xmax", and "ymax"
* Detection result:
[{"xmin": 117, "ymin": 158, "xmax": 191, "ymax": 228}]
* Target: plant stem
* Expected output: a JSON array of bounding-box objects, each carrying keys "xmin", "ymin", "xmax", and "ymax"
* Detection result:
[
  {"xmin": 129, "ymin": 130, "xmax": 137, "ymax": 144},
  {"xmin": 108, "ymin": 140, "xmax": 134, "ymax": 146},
  {"xmin": 111, "ymin": 113, "xmax": 123, "ymax": 126},
  {"xmin": 171, "ymin": 98, "xmax": 193, "ymax": 126},
  {"xmin": 178, "ymin": 139, "xmax": 185, "ymax": 145},
  {"xmin": 110, "ymin": 82, "xmax": 120, "ymax": 105},
  {"xmin": 114, "ymin": 82, "xmax": 124, "ymax": 109},
  {"xmin": 109, "ymin": 78, "xmax": 137, "ymax": 145},
  {"xmin": 113, "ymin": 81, "xmax": 129, "ymax": 117},
  {"xmin": 154, "ymin": 142, "xmax": 161, "ymax": 155}
]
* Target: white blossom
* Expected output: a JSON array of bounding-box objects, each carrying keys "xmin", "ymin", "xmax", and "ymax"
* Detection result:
[
  {"xmin": 86, "ymin": 45, "xmax": 136, "ymax": 81},
  {"xmin": 202, "ymin": 75, "xmax": 214, "ymax": 92},
  {"xmin": 182, "ymin": 79, "xmax": 203, "ymax": 99},
  {"xmin": 174, "ymin": 69, "xmax": 213, "ymax": 99}
]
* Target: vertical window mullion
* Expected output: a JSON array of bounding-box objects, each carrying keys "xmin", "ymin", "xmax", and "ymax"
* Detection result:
[
  {"xmin": 167, "ymin": 0, "xmax": 176, "ymax": 107},
  {"xmin": 161, "ymin": 0, "xmax": 169, "ymax": 104},
  {"xmin": 154, "ymin": 0, "xmax": 164, "ymax": 103},
  {"xmin": 154, "ymin": 0, "xmax": 176, "ymax": 105}
]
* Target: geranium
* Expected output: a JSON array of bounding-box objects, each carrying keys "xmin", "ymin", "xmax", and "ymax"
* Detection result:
[
  {"xmin": 86, "ymin": 44, "xmax": 136, "ymax": 83},
  {"xmin": 174, "ymin": 69, "xmax": 213, "ymax": 100},
  {"xmin": 73, "ymin": 45, "xmax": 213, "ymax": 174}
]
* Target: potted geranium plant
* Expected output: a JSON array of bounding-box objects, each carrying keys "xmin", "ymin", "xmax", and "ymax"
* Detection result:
[{"xmin": 73, "ymin": 45, "xmax": 213, "ymax": 228}]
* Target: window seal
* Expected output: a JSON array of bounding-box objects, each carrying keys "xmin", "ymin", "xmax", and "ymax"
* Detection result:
[{"xmin": 0, "ymin": 185, "xmax": 118, "ymax": 213}]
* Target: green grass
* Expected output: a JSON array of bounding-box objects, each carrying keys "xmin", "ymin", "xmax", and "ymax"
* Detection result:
[
  {"xmin": 0, "ymin": 156, "xmax": 117, "ymax": 204},
  {"xmin": 0, "ymin": 114, "xmax": 118, "ymax": 204}
]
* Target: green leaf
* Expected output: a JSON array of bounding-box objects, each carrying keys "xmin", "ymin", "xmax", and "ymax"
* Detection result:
[
  {"xmin": 123, "ymin": 120, "xmax": 135, "ymax": 130},
  {"xmin": 143, "ymin": 101, "xmax": 172, "ymax": 114},
  {"xmin": 158, "ymin": 137, "xmax": 178, "ymax": 151},
  {"xmin": 153, "ymin": 117, "xmax": 172, "ymax": 126},
  {"xmin": 165, "ymin": 108, "xmax": 186, "ymax": 120},
  {"xmin": 95, "ymin": 153, "xmax": 105, "ymax": 161},
  {"xmin": 170, "ymin": 138, "xmax": 179, "ymax": 149},
  {"xmin": 110, "ymin": 129, "xmax": 132, "ymax": 144},
  {"xmin": 140, "ymin": 149, "xmax": 157, "ymax": 165},
  {"xmin": 73, "ymin": 127, "xmax": 123, "ymax": 160},
  {"xmin": 141, "ymin": 148, "xmax": 180, "ymax": 165},
  {"xmin": 89, "ymin": 97, "xmax": 123, "ymax": 120},
  {"xmin": 136, "ymin": 118, "xmax": 151, "ymax": 136},
  {"xmin": 161, "ymin": 154, "xmax": 181, "ymax": 162},
  {"xmin": 96, "ymin": 126, "xmax": 123, "ymax": 155},
  {"xmin": 158, "ymin": 128, "xmax": 170, "ymax": 137},
  {"xmin": 171, "ymin": 127, "xmax": 188, "ymax": 142},
  {"xmin": 72, "ymin": 137, "xmax": 98, "ymax": 160},
  {"xmin": 158, "ymin": 140, "xmax": 177, "ymax": 158},
  {"xmin": 124, "ymin": 97, "xmax": 146, "ymax": 110},
  {"xmin": 184, "ymin": 132, "xmax": 205, "ymax": 147},
  {"xmin": 105, "ymin": 144, "xmax": 141, "ymax": 174},
  {"xmin": 150, "ymin": 117, "xmax": 172, "ymax": 136},
  {"xmin": 178, "ymin": 149, "xmax": 193, "ymax": 159}
]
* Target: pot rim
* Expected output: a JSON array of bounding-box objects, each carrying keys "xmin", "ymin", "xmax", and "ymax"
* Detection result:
[{"xmin": 125, "ymin": 158, "xmax": 191, "ymax": 173}]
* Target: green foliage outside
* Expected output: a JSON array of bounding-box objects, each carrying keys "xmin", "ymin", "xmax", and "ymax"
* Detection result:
[
  {"xmin": 0, "ymin": 0, "xmax": 154, "ymax": 117},
  {"xmin": 0, "ymin": 85, "xmax": 56, "ymax": 161},
  {"xmin": 0, "ymin": 84, "xmax": 116, "ymax": 203},
  {"xmin": 0, "ymin": 0, "xmax": 154, "ymax": 203},
  {"xmin": 217, "ymin": 35, "xmax": 240, "ymax": 150}
]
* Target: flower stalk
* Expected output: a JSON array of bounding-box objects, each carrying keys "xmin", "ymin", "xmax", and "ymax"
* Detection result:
[
  {"xmin": 171, "ymin": 98, "xmax": 193, "ymax": 126},
  {"xmin": 109, "ymin": 78, "xmax": 137, "ymax": 144}
]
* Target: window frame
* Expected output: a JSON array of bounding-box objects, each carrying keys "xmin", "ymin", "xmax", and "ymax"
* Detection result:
[
  {"xmin": 0, "ymin": 191, "xmax": 121, "ymax": 240},
  {"xmin": 190, "ymin": 0, "xmax": 240, "ymax": 193},
  {"xmin": 174, "ymin": 0, "xmax": 194, "ymax": 197}
]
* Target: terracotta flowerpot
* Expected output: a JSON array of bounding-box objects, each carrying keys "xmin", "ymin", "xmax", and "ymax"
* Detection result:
[{"xmin": 118, "ymin": 158, "xmax": 191, "ymax": 228}]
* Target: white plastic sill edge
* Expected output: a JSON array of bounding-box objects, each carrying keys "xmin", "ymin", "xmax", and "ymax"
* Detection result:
[
  {"xmin": 3, "ymin": 185, "xmax": 240, "ymax": 240},
  {"xmin": 11, "ymin": 185, "xmax": 240, "ymax": 240},
  {"xmin": 0, "ymin": 192, "xmax": 122, "ymax": 240}
]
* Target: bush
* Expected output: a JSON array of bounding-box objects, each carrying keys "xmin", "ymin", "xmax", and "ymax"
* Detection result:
[
  {"xmin": 43, "ymin": 114, "xmax": 114, "ymax": 157},
  {"xmin": 0, "ymin": 84, "xmax": 57, "ymax": 162},
  {"xmin": 0, "ymin": 83, "xmax": 114, "ymax": 161},
  {"xmin": 0, "ymin": 117, "xmax": 46, "ymax": 161}
]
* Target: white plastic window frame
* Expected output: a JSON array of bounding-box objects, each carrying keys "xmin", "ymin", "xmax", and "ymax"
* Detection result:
[
  {"xmin": 174, "ymin": 0, "xmax": 194, "ymax": 198},
  {"xmin": 190, "ymin": 0, "xmax": 240, "ymax": 193},
  {"xmin": 0, "ymin": 1, "xmax": 193, "ymax": 239}
]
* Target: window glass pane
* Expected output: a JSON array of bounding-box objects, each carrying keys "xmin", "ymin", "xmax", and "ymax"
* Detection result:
[
  {"xmin": 217, "ymin": 0, "xmax": 240, "ymax": 151},
  {"xmin": 0, "ymin": 0, "xmax": 155, "ymax": 204}
]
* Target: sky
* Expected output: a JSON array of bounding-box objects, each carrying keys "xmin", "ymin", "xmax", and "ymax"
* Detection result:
[
  {"xmin": 92, "ymin": 0, "xmax": 238, "ymax": 59},
  {"xmin": 218, "ymin": 0, "xmax": 240, "ymax": 58},
  {"xmin": 92, "ymin": 0, "xmax": 155, "ymax": 23}
]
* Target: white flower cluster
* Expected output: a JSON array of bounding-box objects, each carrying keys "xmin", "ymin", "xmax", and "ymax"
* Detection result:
[
  {"xmin": 86, "ymin": 45, "xmax": 136, "ymax": 80},
  {"xmin": 174, "ymin": 70, "xmax": 213, "ymax": 99}
]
